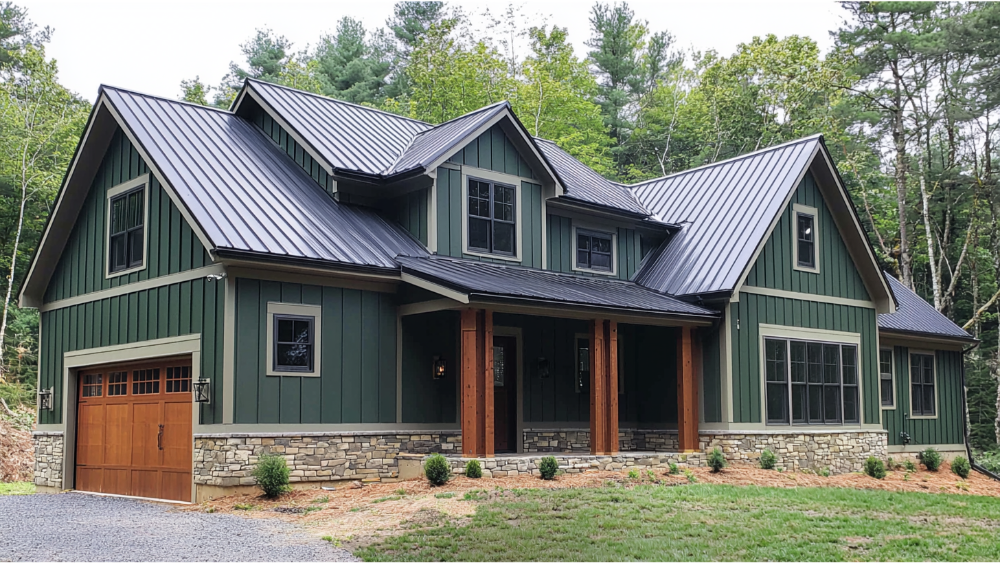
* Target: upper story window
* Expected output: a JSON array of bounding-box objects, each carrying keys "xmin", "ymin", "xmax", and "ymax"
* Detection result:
[
  {"xmin": 266, "ymin": 302, "xmax": 322, "ymax": 376},
  {"xmin": 879, "ymin": 348, "xmax": 895, "ymax": 408},
  {"xmin": 792, "ymin": 203, "xmax": 819, "ymax": 273},
  {"xmin": 910, "ymin": 352, "xmax": 936, "ymax": 417},
  {"xmin": 468, "ymin": 178, "xmax": 516, "ymax": 256},
  {"xmin": 577, "ymin": 230, "xmax": 614, "ymax": 273},
  {"xmin": 764, "ymin": 337, "xmax": 860, "ymax": 426},
  {"xmin": 106, "ymin": 175, "xmax": 149, "ymax": 277}
]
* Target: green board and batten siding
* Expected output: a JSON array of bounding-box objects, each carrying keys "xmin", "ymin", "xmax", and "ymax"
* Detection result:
[
  {"xmin": 39, "ymin": 127, "xmax": 223, "ymax": 425},
  {"xmin": 244, "ymin": 103, "xmax": 335, "ymax": 193},
  {"xmin": 547, "ymin": 215, "xmax": 643, "ymax": 281},
  {"xmin": 233, "ymin": 279, "xmax": 397, "ymax": 424},
  {"xmin": 447, "ymin": 124, "xmax": 537, "ymax": 180},
  {"xmin": 387, "ymin": 189, "xmax": 430, "ymax": 246},
  {"xmin": 744, "ymin": 172, "xmax": 871, "ymax": 301},
  {"xmin": 882, "ymin": 347, "xmax": 964, "ymax": 446},
  {"xmin": 730, "ymin": 292, "xmax": 880, "ymax": 425}
]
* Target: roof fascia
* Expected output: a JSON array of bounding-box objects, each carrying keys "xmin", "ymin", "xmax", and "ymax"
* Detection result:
[
  {"xmin": 469, "ymin": 295, "xmax": 717, "ymax": 326},
  {"xmin": 399, "ymin": 272, "xmax": 470, "ymax": 304},
  {"xmin": 879, "ymin": 329, "xmax": 977, "ymax": 350},
  {"xmin": 546, "ymin": 196, "xmax": 657, "ymax": 226}
]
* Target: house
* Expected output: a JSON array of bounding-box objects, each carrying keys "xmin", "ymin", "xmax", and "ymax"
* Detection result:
[{"xmin": 24, "ymin": 79, "xmax": 977, "ymax": 503}]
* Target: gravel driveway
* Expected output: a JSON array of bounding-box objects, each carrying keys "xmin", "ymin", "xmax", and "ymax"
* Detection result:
[{"xmin": 0, "ymin": 493, "xmax": 358, "ymax": 562}]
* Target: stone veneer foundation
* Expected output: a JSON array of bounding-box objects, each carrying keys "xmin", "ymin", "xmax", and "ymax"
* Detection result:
[
  {"xmin": 699, "ymin": 430, "xmax": 888, "ymax": 474},
  {"xmin": 437, "ymin": 451, "xmax": 705, "ymax": 478},
  {"xmin": 32, "ymin": 431, "xmax": 64, "ymax": 489}
]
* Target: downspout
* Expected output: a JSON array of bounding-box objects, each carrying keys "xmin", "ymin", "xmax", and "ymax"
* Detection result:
[{"xmin": 960, "ymin": 341, "xmax": 1000, "ymax": 481}]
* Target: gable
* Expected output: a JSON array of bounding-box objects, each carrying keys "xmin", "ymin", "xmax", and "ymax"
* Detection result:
[
  {"xmin": 446, "ymin": 123, "xmax": 539, "ymax": 179},
  {"xmin": 743, "ymin": 171, "xmax": 871, "ymax": 302},
  {"xmin": 241, "ymin": 99, "xmax": 336, "ymax": 194},
  {"xmin": 43, "ymin": 127, "xmax": 212, "ymax": 304}
]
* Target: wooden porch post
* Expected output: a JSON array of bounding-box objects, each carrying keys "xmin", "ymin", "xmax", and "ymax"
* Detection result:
[
  {"xmin": 461, "ymin": 309, "xmax": 494, "ymax": 457},
  {"xmin": 676, "ymin": 326, "xmax": 699, "ymax": 452},
  {"xmin": 589, "ymin": 319, "xmax": 618, "ymax": 455},
  {"xmin": 606, "ymin": 320, "xmax": 619, "ymax": 454}
]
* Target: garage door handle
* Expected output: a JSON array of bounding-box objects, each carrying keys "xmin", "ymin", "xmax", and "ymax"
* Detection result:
[{"xmin": 157, "ymin": 424, "xmax": 164, "ymax": 450}]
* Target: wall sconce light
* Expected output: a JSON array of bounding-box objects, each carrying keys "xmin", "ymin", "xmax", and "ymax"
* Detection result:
[
  {"xmin": 432, "ymin": 357, "xmax": 447, "ymax": 380},
  {"xmin": 537, "ymin": 357, "xmax": 550, "ymax": 379},
  {"xmin": 38, "ymin": 387, "xmax": 53, "ymax": 411},
  {"xmin": 193, "ymin": 378, "xmax": 211, "ymax": 403}
]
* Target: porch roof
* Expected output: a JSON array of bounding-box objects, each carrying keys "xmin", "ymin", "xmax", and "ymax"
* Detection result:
[
  {"xmin": 879, "ymin": 273, "xmax": 976, "ymax": 344},
  {"xmin": 396, "ymin": 255, "xmax": 718, "ymax": 319}
]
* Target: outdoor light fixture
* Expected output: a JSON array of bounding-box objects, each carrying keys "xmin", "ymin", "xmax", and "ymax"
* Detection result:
[
  {"xmin": 38, "ymin": 387, "xmax": 53, "ymax": 411},
  {"xmin": 537, "ymin": 357, "xmax": 550, "ymax": 379},
  {"xmin": 432, "ymin": 357, "xmax": 447, "ymax": 379},
  {"xmin": 899, "ymin": 431, "xmax": 911, "ymax": 445},
  {"xmin": 193, "ymin": 378, "xmax": 211, "ymax": 403}
]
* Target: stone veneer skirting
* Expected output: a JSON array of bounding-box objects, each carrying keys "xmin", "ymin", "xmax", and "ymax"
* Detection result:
[
  {"xmin": 699, "ymin": 430, "xmax": 887, "ymax": 474},
  {"xmin": 441, "ymin": 451, "xmax": 705, "ymax": 478},
  {"xmin": 32, "ymin": 432, "xmax": 64, "ymax": 489}
]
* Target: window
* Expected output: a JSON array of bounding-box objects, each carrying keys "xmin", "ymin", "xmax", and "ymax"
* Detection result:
[
  {"xmin": 577, "ymin": 230, "xmax": 614, "ymax": 272},
  {"xmin": 81, "ymin": 374, "xmax": 103, "ymax": 398},
  {"xmin": 910, "ymin": 353, "xmax": 936, "ymax": 417},
  {"xmin": 792, "ymin": 203, "xmax": 819, "ymax": 273},
  {"xmin": 133, "ymin": 368, "xmax": 160, "ymax": 395},
  {"xmin": 273, "ymin": 315, "xmax": 315, "ymax": 372},
  {"xmin": 879, "ymin": 349, "xmax": 894, "ymax": 408},
  {"xmin": 166, "ymin": 366, "xmax": 191, "ymax": 393},
  {"xmin": 468, "ymin": 178, "xmax": 516, "ymax": 256},
  {"xmin": 107, "ymin": 181, "xmax": 147, "ymax": 275},
  {"xmin": 764, "ymin": 337, "xmax": 860, "ymax": 425},
  {"xmin": 108, "ymin": 371, "xmax": 128, "ymax": 396}
]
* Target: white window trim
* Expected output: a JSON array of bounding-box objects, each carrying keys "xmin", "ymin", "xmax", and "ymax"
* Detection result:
[
  {"xmin": 879, "ymin": 347, "xmax": 896, "ymax": 410},
  {"xmin": 266, "ymin": 302, "xmax": 322, "ymax": 377},
  {"xmin": 758, "ymin": 324, "xmax": 865, "ymax": 428},
  {"xmin": 907, "ymin": 349, "xmax": 938, "ymax": 420},
  {"xmin": 572, "ymin": 223, "xmax": 618, "ymax": 277},
  {"xmin": 105, "ymin": 174, "xmax": 150, "ymax": 279},
  {"xmin": 791, "ymin": 203, "xmax": 820, "ymax": 274},
  {"xmin": 461, "ymin": 167, "xmax": 523, "ymax": 262}
]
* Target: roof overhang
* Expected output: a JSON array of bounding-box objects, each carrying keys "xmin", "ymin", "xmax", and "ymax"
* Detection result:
[
  {"xmin": 546, "ymin": 195, "xmax": 662, "ymax": 227},
  {"xmin": 879, "ymin": 329, "xmax": 978, "ymax": 351}
]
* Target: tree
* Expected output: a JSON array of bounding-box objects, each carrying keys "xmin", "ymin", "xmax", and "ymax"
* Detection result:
[
  {"xmin": 385, "ymin": 1, "xmax": 448, "ymax": 97},
  {"xmin": 214, "ymin": 28, "xmax": 320, "ymax": 106},
  {"xmin": 313, "ymin": 17, "xmax": 393, "ymax": 104},
  {"xmin": 179, "ymin": 76, "xmax": 210, "ymax": 106}
]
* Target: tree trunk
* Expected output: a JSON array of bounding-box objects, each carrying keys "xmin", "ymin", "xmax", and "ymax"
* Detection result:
[
  {"xmin": 0, "ymin": 179, "xmax": 29, "ymax": 383},
  {"xmin": 918, "ymin": 155, "xmax": 941, "ymax": 309}
]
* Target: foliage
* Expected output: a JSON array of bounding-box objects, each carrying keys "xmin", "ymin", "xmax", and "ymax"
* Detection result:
[
  {"xmin": 978, "ymin": 450, "xmax": 1000, "ymax": 474},
  {"xmin": 921, "ymin": 448, "xmax": 943, "ymax": 472},
  {"xmin": 424, "ymin": 453, "xmax": 451, "ymax": 486},
  {"xmin": 819, "ymin": 467, "xmax": 830, "ymax": 478},
  {"xmin": 539, "ymin": 456, "xmax": 558, "ymax": 480},
  {"xmin": 864, "ymin": 457, "xmax": 886, "ymax": 479},
  {"xmin": 251, "ymin": 454, "xmax": 291, "ymax": 498},
  {"xmin": 668, "ymin": 462, "xmax": 679, "ymax": 475},
  {"xmin": 760, "ymin": 450, "xmax": 777, "ymax": 470},
  {"xmin": 707, "ymin": 448, "xmax": 727, "ymax": 473},
  {"xmin": 0, "ymin": 481, "xmax": 33, "ymax": 495},
  {"xmin": 904, "ymin": 459, "xmax": 917, "ymax": 472},
  {"xmin": 951, "ymin": 455, "xmax": 971, "ymax": 479},
  {"xmin": 464, "ymin": 459, "xmax": 482, "ymax": 479}
]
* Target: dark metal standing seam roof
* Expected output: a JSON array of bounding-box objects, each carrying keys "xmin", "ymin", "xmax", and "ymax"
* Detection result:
[
  {"xmin": 105, "ymin": 87, "xmax": 428, "ymax": 269},
  {"xmin": 535, "ymin": 138, "xmax": 650, "ymax": 215},
  {"xmin": 386, "ymin": 102, "xmax": 509, "ymax": 174},
  {"xmin": 631, "ymin": 136, "xmax": 821, "ymax": 297},
  {"xmin": 247, "ymin": 79, "xmax": 431, "ymax": 176},
  {"xmin": 397, "ymin": 255, "xmax": 718, "ymax": 317},
  {"xmin": 879, "ymin": 274, "xmax": 976, "ymax": 342}
]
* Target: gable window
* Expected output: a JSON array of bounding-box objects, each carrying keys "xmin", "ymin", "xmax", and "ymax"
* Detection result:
[
  {"xmin": 764, "ymin": 337, "xmax": 860, "ymax": 426},
  {"xmin": 879, "ymin": 348, "xmax": 895, "ymax": 408},
  {"xmin": 468, "ymin": 178, "xmax": 516, "ymax": 256},
  {"xmin": 106, "ymin": 176, "xmax": 149, "ymax": 277},
  {"xmin": 266, "ymin": 302, "xmax": 322, "ymax": 376},
  {"xmin": 910, "ymin": 352, "xmax": 936, "ymax": 417},
  {"xmin": 577, "ymin": 230, "xmax": 614, "ymax": 273},
  {"xmin": 792, "ymin": 203, "xmax": 819, "ymax": 273}
]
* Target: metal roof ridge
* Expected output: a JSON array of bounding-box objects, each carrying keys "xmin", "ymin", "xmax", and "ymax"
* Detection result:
[
  {"xmin": 246, "ymin": 78, "xmax": 433, "ymax": 127},
  {"xmin": 100, "ymin": 85, "xmax": 234, "ymax": 114}
]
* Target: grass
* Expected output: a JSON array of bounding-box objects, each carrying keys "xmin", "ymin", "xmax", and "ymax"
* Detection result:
[
  {"xmin": 0, "ymin": 482, "xmax": 34, "ymax": 495},
  {"xmin": 355, "ymin": 484, "xmax": 1000, "ymax": 561}
]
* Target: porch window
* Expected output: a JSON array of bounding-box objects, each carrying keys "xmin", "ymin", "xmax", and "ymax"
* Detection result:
[
  {"xmin": 107, "ymin": 181, "xmax": 147, "ymax": 275},
  {"xmin": 879, "ymin": 348, "xmax": 894, "ymax": 408},
  {"xmin": 764, "ymin": 337, "xmax": 860, "ymax": 425},
  {"xmin": 468, "ymin": 178, "xmax": 516, "ymax": 256},
  {"xmin": 273, "ymin": 315, "xmax": 315, "ymax": 373},
  {"xmin": 577, "ymin": 230, "xmax": 613, "ymax": 272},
  {"xmin": 910, "ymin": 353, "xmax": 936, "ymax": 417}
]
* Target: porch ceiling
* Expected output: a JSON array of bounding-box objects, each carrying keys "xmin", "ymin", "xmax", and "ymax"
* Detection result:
[{"xmin": 396, "ymin": 255, "xmax": 719, "ymax": 321}]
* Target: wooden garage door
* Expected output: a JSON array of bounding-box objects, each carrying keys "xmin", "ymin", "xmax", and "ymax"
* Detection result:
[{"xmin": 75, "ymin": 358, "xmax": 193, "ymax": 502}]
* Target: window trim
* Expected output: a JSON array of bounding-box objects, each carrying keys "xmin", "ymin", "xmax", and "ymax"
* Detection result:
[
  {"xmin": 105, "ymin": 174, "xmax": 150, "ymax": 279},
  {"xmin": 879, "ymin": 347, "xmax": 896, "ymax": 410},
  {"xmin": 461, "ymin": 168, "xmax": 523, "ymax": 262},
  {"xmin": 572, "ymin": 225, "xmax": 618, "ymax": 276},
  {"xmin": 266, "ymin": 302, "xmax": 322, "ymax": 377},
  {"xmin": 791, "ymin": 203, "xmax": 820, "ymax": 274},
  {"xmin": 908, "ymin": 349, "xmax": 938, "ymax": 419}
]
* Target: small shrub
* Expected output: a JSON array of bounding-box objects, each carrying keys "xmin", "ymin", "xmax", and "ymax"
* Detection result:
[
  {"xmin": 424, "ymin": 454, "xmax": 451, "ymax": 486},
  {"xmin": 903, "ymin": 459, "xmax": 917, "ymax": 472},
  {"xmin": 777, "ymin": 467, "xmax": 784, "ymax": 473},
  {"xmin": 539, "ymin": 456, "xmax": 559, "ymax": 480},
  {"xmin": 760, "ymin": 449, "xmax": 777, "ymax": 470},
  {"xmin": 646, "ymin": 469, "xmax": 656, "ymax": 481},
  {"xmin": 978, "ymin": 450, "xmax": 1000, "ymax": 473},
  {"xmin": 465, "ymin": 459, "xmax": 483, "ymax": 479},
  {"xmin": 669, "ymin": 462, "xmax": 680, "ymax": 475},
  {"xmin": 252, "ymin": 453, "xmax": 291, "ymax": 498},
  {"xmin": 819, "ymin": 467, "xmax": 830, "ymax": 478},
  {"xmin": 864, "ymin": 456, "xmax": 886, "ymax": 479},
  {"xmin": 684, "ymin": 469, "xmax": 697, "ymax": 483},
  {"xmin": 395, "ymin": 488, "xmax": 407, "ymax": 496},
  {"xmin": 707, "ymin": 447, "xmax": 727, "ymax": 473},
  {"xmin": 920, "ymin": 448, "xmax": 943, "ymax": 472},
  {"xmin": 951, "ymin": 456, "xmax": 971, "ymax": 479},
  {"xmin": 903, "ymin": 472, "xmax": 911, "ymax": 481},
  {"xmin": 886, "ymin": 456, "xmax": 895, "ymax": 470},
  {"xmin": 627, "ymin": 468, "xmax": 640, "ymax": 480}
]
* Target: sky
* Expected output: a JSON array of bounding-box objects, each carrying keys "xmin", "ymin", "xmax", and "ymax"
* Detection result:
[{"xmin": 19, "ymin": 0, "xmax": 846, "ymax": 102}]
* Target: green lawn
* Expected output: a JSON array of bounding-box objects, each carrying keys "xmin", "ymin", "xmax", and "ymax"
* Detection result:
[
  {"xmin": 0, "ymin": 482, "xmax": 34, "ymax": 495},
  {"xmin": 355, "ymin": 484, "xmax": 1000, "ymax": 561}
]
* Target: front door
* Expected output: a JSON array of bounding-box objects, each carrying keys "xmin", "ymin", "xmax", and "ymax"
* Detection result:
[{"xmin": 493, "ymin": 336, "xmax": 517, "ymax": 453}]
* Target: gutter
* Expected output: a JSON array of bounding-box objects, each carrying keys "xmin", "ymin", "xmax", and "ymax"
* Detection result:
[
  {"xmin": 958, "ymin": 340, "xmax": 1000, "ymax": 481},
  {"xmin": 213, "ymin": 248, "xmax": 402, "ymax": 279}
]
